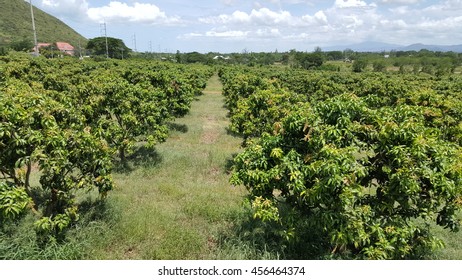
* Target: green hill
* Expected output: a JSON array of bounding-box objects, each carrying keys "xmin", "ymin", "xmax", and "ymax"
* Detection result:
[{"xmin": 0, "ymin": 0, "xmax": 87, "ymax": 48}]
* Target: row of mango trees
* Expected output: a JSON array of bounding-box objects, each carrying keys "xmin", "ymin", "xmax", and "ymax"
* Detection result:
[
  {"xmin": 0, "ymin": 54, "xmax": 212, "ymax": 241},
  {"xmin": 220, "ymin": 66, "xmax": 462, "ymax": 259}
]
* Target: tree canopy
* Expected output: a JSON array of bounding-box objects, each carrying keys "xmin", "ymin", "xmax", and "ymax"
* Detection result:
[{"xmin": 86, "ymin": 37, "xmax": 131, "ymax": 59}]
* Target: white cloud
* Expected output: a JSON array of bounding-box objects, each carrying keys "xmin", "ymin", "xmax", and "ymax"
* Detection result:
[
  {"xmin": 379, "ymin": 0, "xmax": 420, "ymax": 4},
  {"xmin": 389, "ymin": 6, "xmax": 410, "ymax": 15},
  {"xmin": 423, "ymin": 0, "xmax": 462, "ymax": 14},
  {"xmin": 415, "ymin": 16, "xmax": 462, "ymax": 31},
  {"xmin": 38, "ymin": 0, "xmax": 89, "ymax": 19},
  {"xmin": 194, "ymin": 3, "xmax": 381, "ymax": 45},
  {"xmin": 314, "ymin": 11, "xmax": 328, "ymax": 24},
  {"xmin": 255, "ymin": 28, "xmax": 281, "ymax": 38},
  {"xmin": 379, "ymin": 19, "xmax": 408, "ymax": 29},
  {"xmin": 251, "ymin": 8, "xmax": 293, "ymax": 24},
  {"xmin": 302, "ymin": 10, "xmax": 328, "ymax": 25},
  {"xmin": 200, "ymin": 8, "xmax": 295, "ymax": 26},
  {"xmin": 41, "ymin": 0, "xmax": 57, "ymax": 7},
  {"xmin": 326, "ymin": 0, "xmax": 380, "ymax": 34},
  {"xmin": 334, "ymin": 0, "xmax": 369, "ymax": 8},
  {"xmin": 205, "ymin": 30, "xmax": 250, "ymax": 38},
  {"xmin": 87, "ymin": 1, "xmax": 180, "ymax": 24},
  {"xmin": 221, "ymin": 0, "xmax": 238, "ymax": 6},
  {"xmin": 36, "ymin": 0, "xmax": 183, "ymax": 25},
  {"xmin": 180, "ymin": 28, "xmax": 281, "ymax": 40}
]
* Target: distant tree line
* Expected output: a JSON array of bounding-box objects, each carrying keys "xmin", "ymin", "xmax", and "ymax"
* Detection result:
[
  {"xmin": 2, "ymin": 37, "xmax": 461, "ymax": 75},
  {"xmin": 348, "ymin": 49, "xmax": 462, "ymax": 75}
]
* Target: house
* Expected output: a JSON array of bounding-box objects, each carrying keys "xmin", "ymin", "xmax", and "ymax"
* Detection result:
[
  {"xmin": 33, "ymin": 43, "xmax": 51, "ymax": 53},
  {"xmin": 56, "ymin": 42, "xmax": 75, "ymax": 56},
  {"xmin": 33, "ymin": 42, "xmax": 75, "ymax": 56},
  {"xmin": 213, "ymin": 55, "xmax": 230, "ymax": 60}
]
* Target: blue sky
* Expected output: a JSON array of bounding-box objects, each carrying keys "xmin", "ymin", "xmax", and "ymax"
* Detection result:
[{"xmin": 31, "ymin": 0, "xmax": 462, "ymax": 53}]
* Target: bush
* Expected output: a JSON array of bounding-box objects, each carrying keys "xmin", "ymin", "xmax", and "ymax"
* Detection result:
[
  {"xmin": 352, "ymin": 59, "xmax": 368, "ymax": 72},
  {"xmin": 231, "ymin": 93, "xmax": 462, "ymax": 259}
]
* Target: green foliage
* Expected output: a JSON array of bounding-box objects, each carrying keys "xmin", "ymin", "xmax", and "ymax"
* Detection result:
[
  {"xmin": 86, "ymin": 37, "xmax": 131, "ymax": 59},
  {"xmin": 0, "ymin": 182, "xmax": 31, "ymax": 224},
  {"xmin": 325, "ymin": 51, "xmax": 344, "ymax": 61},
  {"xmin": 295, "ymin": 52, "xmax": 324, "ymax": 69},
  {"xmin": 1, "ymin": 77, "xmax": 114, "ymax": 238},
  {"xmin": 10, "ymin": 39, "xmax": 33, "ymax": 52},
  {"xmin": 372, "ymin": 60, "xmax": 387, "ymax": 72},
  {"xmin": 280, "ymin": 50, "xmax": 324, "ymax": 69},
  {"xmin": 182, "ymin": 52, "xmax": 208, "ymax": 64},
  {"xmin": 220, "ymin": 67, "xmax": 274, "ymax": 115},
  {"xmin": 38, "ymin": 44, "xmax": 62, "ymax": 58},
  {"xmin": 0, "ymin": 46, "xmax": 8, "ymax": 56},
  {"xmin": 229, "ymin": 86, "xmax": 303, "ymax": 140},
  {"xmin": 352, "ymin": 59, "xmax": 368, "ymax": 72},
  {"xmin": 232, "ymin": 94, "xmax": 462, "ymax": 259},
  {"xmin": 222, "ymin": 65, "xmax": 462, "ymax": 259}
]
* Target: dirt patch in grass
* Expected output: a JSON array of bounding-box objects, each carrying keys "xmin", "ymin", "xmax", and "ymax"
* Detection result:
[
  {"xmin": 200, "ymin": 115, "xmax": 220, "ymax": 144},
  {"xmin": 201, "ymin": 130, "xmax": 220, "ymax": 144}
]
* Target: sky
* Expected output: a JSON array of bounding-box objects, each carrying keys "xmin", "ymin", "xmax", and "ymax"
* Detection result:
[{"xmin": 30, "ymin": 0, "xmax": 462, "ymax": 53}]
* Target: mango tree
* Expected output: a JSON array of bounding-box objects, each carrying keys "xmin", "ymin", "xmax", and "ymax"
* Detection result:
[
  {"xmin": 231, "ymin": 93, "xmax": 462, "ymax": 259},
  {"xmin": 0, "ymin": 79, "xmax": 114, "ymax": 237}
]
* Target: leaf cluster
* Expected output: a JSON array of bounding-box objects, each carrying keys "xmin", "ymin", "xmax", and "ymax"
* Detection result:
[{"xmin": 222, "ymin": 65, "xmax": 462, "ymax": 259}]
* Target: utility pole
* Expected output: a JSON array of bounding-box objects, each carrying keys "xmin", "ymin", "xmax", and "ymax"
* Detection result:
[
  {"xmin": 133, "ymin": 33, "xmax": 137, "ymax": 53},
  {"xmin": 29, "ymin": 0, "xmax": 38, "ymax": 56},
  {"xmin": 78, "ymin": 39, "xmax": 84, "ymax": 59},
  {"xmin": 100, "ymin": 22, "xmax": 109, "ymax": 58},
  {"xmin": 149, "ymin": 41, "xmax": 152, "ymax": 53}
]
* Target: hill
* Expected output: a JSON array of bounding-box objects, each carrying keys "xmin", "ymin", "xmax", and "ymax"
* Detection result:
[
  {"xmin": 399, "ymin": 43, "xmax": 462, "ymax": 53},
  {"xmin": 0, "ymin": 0, "xmax": 86, "ymax": 48},
  {"xmin": 323, "ymin": 41, "xmax": 402, "ymax": 52}
]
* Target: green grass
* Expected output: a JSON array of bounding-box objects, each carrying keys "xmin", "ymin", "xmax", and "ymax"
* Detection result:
[{"xmin": 430, "ymin": 213, "xmax": 462, "ymax": 260}]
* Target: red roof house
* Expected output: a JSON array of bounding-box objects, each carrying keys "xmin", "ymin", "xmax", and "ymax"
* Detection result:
[
  {"xmin": 56, "ymin": 42, "xmax": 75, "ymax": 55},
  {"xmin": 34, "ymin": 42, "xmax": 75, "ymax": 56}
]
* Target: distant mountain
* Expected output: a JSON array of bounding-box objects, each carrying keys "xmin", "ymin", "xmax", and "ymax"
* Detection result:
[
  {"xmin": 323, "ymin": 41, "xmax": 462, "ymax": 53},
  {"xmin": 323, "ymin": 41, "xmax": 402, "ymax": 52},
  {"xmin": 399, "ymin": 43, "xmax": 462, "ymax": 52},
  {"xmin": 0, "ymin": 0, "xmax": 86, "ymax": 47}
]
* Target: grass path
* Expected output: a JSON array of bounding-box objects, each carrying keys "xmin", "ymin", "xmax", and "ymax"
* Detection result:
[{"xmin": 90, "ymin": 74, "xmax": 247, "ymax": 259}]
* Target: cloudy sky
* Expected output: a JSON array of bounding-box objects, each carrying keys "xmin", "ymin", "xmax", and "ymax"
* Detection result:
[{"xmin": 31, "ymin": 0, "xmax": 462, "ymax": 53}]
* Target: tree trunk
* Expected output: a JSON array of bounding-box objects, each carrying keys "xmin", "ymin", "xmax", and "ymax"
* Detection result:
[
  {"xmin": 24, "ymin": 161, "xmax": 39, "ymax": 211},
  {"xmin": 119, "ymin": 147, "xmax": 126, "ymax": 162}
]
